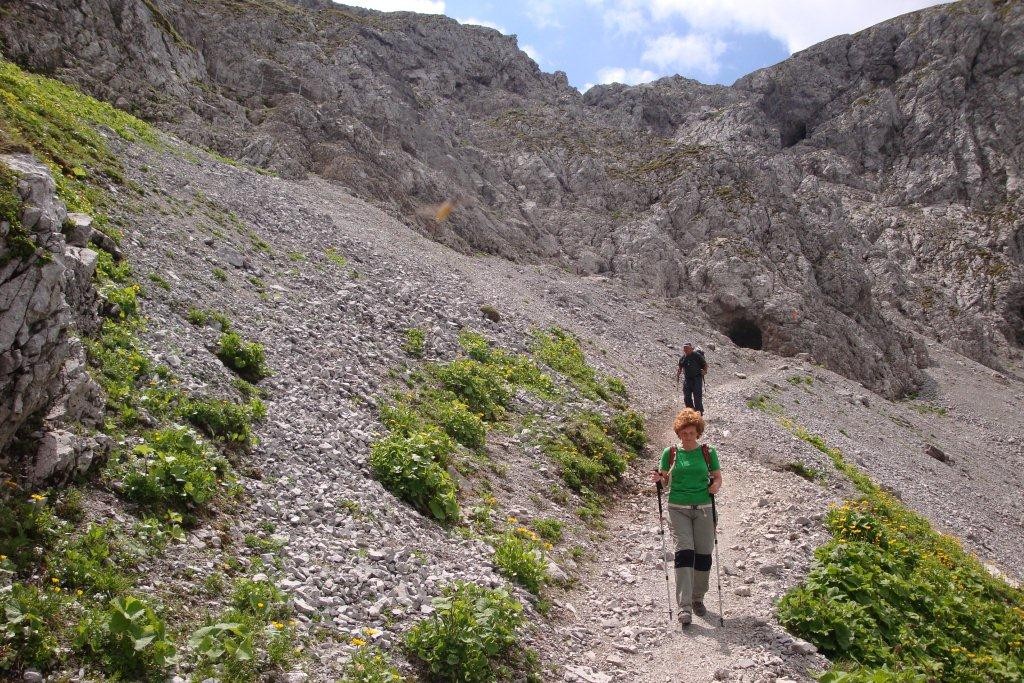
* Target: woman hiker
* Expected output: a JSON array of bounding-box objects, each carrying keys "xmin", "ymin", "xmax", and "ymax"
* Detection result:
[{"xmin": 651, "ymin": 408, "xmax": 722, "ymax": 625}]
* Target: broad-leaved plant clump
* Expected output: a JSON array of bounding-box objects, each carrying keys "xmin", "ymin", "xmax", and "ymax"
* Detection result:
[{"xmin": 406, "ymin": 582, "xmax": 523, "ymax": 683}]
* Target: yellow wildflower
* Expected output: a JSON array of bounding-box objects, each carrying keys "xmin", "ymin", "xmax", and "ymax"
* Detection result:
[
  {"xmin": 272, "ymin": 621, "xmax": 284, "ymax": 630},
  {"xmin": 363, "ymin": 627, "xmax": 381, "ymax": 636},
  {"xmin": 350, "ymin": 637, "xmax": 367, "ymax": 647},
  {"xmin": 30, "ymin": 493, "xmax": 46, "ymax": 502},
  {"xmin": 257, "ymin": 602, "xmax": 264, "ymax": 608}
]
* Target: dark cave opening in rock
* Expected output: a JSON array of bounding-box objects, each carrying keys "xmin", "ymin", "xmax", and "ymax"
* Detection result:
[
  {"xmin": 781, "ymin": 121, "xmax": 807, "ymax": 148},
  {"xmin": 728, "ymin": 319, "xmax": 764, "ymax": 350}
]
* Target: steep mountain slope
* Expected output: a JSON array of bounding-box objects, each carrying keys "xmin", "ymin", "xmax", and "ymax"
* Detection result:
[
  {"xmin": 1, "ymin": 39, "xmax": 1023, "ymax": 683},
  {"xmin": 3, "ymin": 0, "xmax": 1022, "ymax": 398}
]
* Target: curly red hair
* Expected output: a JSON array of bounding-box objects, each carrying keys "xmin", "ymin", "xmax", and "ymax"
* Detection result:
[{"xmin": 673, "ymin": 408, "xmax": 705, "ymax": 438}]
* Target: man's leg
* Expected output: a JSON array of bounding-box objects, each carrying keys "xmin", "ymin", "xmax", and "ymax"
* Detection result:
[
  {"xmin": 692, "ymin": 375, "xmax": 704, "ymax": 414},
  {"xmin": 683, "ymin": 378, "xmax": 695, "ymax": 409}
]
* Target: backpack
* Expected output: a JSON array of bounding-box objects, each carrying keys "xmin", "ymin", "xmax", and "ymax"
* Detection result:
[{"xmin": 695, "ymin": 348, "xmax": 707, "ymax": 377}]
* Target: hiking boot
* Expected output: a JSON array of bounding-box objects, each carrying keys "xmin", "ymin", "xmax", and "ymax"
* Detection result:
[
  {"xmin": 678, "ymin": 609, "xmax": 692, "ymax": 626},
  {"xmin": 692, "ymin": 601, "xmax": 708, "ymax": 617}
]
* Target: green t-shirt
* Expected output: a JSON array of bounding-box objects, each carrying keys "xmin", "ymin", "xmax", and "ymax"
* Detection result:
[{"xmin": 659, "ymin": 445, "xmax": 720, "ymax": 506}]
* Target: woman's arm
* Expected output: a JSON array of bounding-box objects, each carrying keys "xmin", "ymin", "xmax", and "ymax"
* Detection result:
[{"xmin": 708, "ymin": 469, "xmax": 722, "ymax": 494}]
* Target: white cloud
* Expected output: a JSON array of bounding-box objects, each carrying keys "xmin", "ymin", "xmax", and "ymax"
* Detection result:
[
  {"xmin": 596, "ymin": 66, "xmax": 659, "ymax": 85},
  {"xmin": 339, "ymin": 0, "xmax": 445, "ymax": 13},
  {"xmin": 581, "ymin": 82, "xmax": 596, "ymax": 92},
  {"xmin": 456, "ymin": 16, "xmax": 508, "ymax": 33},
  {"xmin": 644, "ymin": 0, "xmax": 945, "ymax": 53},
  {"xmin": 641, "ymin": 32, "xmax": 726, "ymax": 77},
  {"xmin": 525, "ymin": 0, "xmax": 560, "ymax": 28},
  {"xmin": 521, "ymin": 44, "xmax": 543, "ymax": 64}
]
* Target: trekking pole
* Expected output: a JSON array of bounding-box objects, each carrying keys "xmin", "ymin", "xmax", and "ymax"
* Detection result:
[
  {"xmin": 655, "ymin": 478, "xmax": 674, "ymax": 624},
  {"xmin": 710, "ymin": 492, "xmax": 725, "ymax": 627}
]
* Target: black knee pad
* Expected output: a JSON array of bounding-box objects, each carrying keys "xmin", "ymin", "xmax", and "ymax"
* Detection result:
[
  {"xmin": 674, "ymin": 549, "xmax": 695, "ymax": 568},
  {"xmin": 694, "ymin": 553, "xmax": 713, "ymax": 571}
]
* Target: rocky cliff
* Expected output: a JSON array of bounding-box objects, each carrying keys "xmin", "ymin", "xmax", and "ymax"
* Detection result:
[{"xmin": 1, "ymin": 0, "xmax": 1021, "ymax": 396}]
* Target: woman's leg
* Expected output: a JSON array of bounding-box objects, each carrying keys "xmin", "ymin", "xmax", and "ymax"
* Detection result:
[
  {"xmin": 668, "ymin": 508, "xmax": 696, "ymax": 612},
  {"xmin": 691, "ymin": 507, "xmax": 716, "ymax": 604}
]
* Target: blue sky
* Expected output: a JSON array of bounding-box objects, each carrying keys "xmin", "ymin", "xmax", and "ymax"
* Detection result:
[{"xmin": 342, "ymin": 1, "xmax": 946, "ymax": 90}]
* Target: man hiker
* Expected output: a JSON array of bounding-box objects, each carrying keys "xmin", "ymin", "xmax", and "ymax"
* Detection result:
[{"xmin": 675, "ymin": 342, "xmax": 707, "ymax": 414}]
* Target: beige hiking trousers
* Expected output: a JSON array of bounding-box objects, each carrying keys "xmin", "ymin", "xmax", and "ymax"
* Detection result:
[{"xmin": 667, "ymin": 505, "xmax": 715, "ymax": 611}]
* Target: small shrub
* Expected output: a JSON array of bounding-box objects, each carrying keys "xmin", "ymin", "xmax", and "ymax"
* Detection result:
[
  {"xmin": 369, "ymin": 427, "xmax": 459, "ymax": 524},
  {"xmin": 0, "ymin": 494, "xmax": 61, "ymax": 574},
  {"xmin": 747, "ymin": 394, "xmax": 782, "ymax": 414},
  {"xmin": 118, "ymin": 427, "xmax": 229, "ymax": 511},
  {"xmin": 784, "ymin": 461, "xmax": 821, "ymax": 481},
  {"xmin": 787, "ymin": 374, "xmax": 813, "ymax": 387},
  {"xmin": 545, "ymin": 436, "xmax": 608, "ymax": 492},
  {"xmin": 53, "ymin": 487, "xmax": 85, "ymax": 524},
  {"xmin": 182, "ymin": 397, "xmax": 266, "ymax": 449},
  {"xmin": 95, "ymin": 249, "xmax": 132, "ymax": 284},
  {"xmin": 564, "ymin": 414, "xmax": 626, "ymax": 483},
  {"xmin": 606, "ymin": 377, "xmax": 627, "ymax": 398},
  {"xmin": 0, "ymin": 584, "xmax": 68, "ymax": 669},
  {"xmin": 493, "ymin": 532, "xmax": 548, "ymax": 594},
  {"xmin": 103, "ymin": 283, "xmax": 141, "ymax": 318},
  {"xmin": 187, "ymin": 307, "xmax": 233, "ymax": 331},
  {"xmin": 610, "ymin": 410, "xmax": 646, "ymax": 453},
  {"xmin": 531, "ymin": 518, "xmax": 563, "ymax": 545},
  {"xmin": 406, "ymin": 582, "xmax": 522, "ymax": 683},
  {"xmin": 48, "ymin": 523, "xmax": 130, "ymax": 596},
  {"xmin": 403, "ymin": 327, "xmax": 426, "ymax": 358},
  {"xmin": 432, "ymin": 359, "xmax": 509, "ymax": 421},
  {"xmin": 458, "ymin": 331, "xmax": 556, "ymax": 398},
  {"xmin": 379, "ymin": 400, "xmax": 426, "ymax": 436},
  {"xmin": 216, "ymin": 332, "xmax": 271, "ymax": 382},
  {"xmin": 231, "ymin": 578, "xmax": 289, "ymax": 620},
  {"xmin": 212, "ymin": 267, "xmax": 228, "ymax": 281},
  {"xmin": 419, "ymin": 392, "xmax": 487, "ymax": 449},
  {"xmin": 74, "ymin": 595, "xmax": 177, "ymax": 680},
  {"xmin": 532, "ymin": 328, "xmax": 601, "ymax": 398},
  {"xmin": 342, "ymin": 646, "xmax": 405, "ymax": 683}
]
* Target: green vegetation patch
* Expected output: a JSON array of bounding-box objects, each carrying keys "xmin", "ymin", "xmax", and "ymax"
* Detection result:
[
  {"xmin": 403, "ymin": 327, "xmax": 425, "ymax": 358},
  {"xmin": 0, "ymin": 57, "xmax": 156, "ymax": 217},
  {"xmin": 775, "ymin": 429, "xmax": 1024, "ymax": 681},
  {"xmin": 189, "ymin": 575, "xmax": 299, "ymax": 682},
  {"xmin": 0, "ymin": 166, "xmax": 37, "ymax": 266},
  {"xmin": 493, "ymin": 529, "xmax": 549, "ymax": 595},
  {"xmin": 406, "ymin": 582, "xmax": 523, "ymax": 683},
  {"xmin": 369, "ymin": 426, "xmax": 459, "ymax": 524},
  {"xmin": 115, "ymin": 427, "xmax": 232, "ymax": 514},
  {"xmin": 342, "ymin": 646, "xmax": 405, "ymax": 682},
  {"xmin": 181, "ymin": 396, "xmax": 266, "ymax": 451},
  {"xmin": 216, "ymin": 331, "xmax": 271, "ymax": 382}
]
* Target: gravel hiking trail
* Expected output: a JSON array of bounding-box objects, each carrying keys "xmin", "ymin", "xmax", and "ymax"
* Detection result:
[{"xmin": 559, "ymin": 368, "xmax": 832, "ymax": 683}]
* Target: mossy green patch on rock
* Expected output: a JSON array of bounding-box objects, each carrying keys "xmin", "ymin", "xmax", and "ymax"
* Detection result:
[{"xmin": 0, "ymin": 58, "xmax": 156, "ymax": 218}]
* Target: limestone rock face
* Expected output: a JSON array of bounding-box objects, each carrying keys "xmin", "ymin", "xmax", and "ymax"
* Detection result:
[
  {"xmin": 0, "ymin": 155, "xmax": 107, "ymax": 485},
  {"xmin": 2, "ymin": 0, "xmax": 1022, "ymax": 393}
]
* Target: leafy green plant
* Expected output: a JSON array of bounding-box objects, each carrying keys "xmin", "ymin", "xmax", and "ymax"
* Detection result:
[
  {"xmin": 459, "ymin": 331, "xmax": 556, "ymax": 399},
  {"xmin": 493, "ymin": 531, "xmax": 548, "ymax": 595},
  {"xmin": 182, "ymin": 397, "xmax": 266, "ymax": 449},
  {"xmin": 531, "ymin": 328, "xmax": 603, "ymax": 399},
  {"xmin": 213, "ymin": 267, "xmax": 228, "ymax": 282},
  {"xmin": 342, "ymin": 646, "xmax": 405, "ymax": 682},
  {"xmin": 216, "ymin": 332, "xmax": 271, "ymax": 382},
  {"xmin": 117, "ymin": 427, "xmax": 230, "ymax": 512},
  {"xmin": 74, "ymin": 595, "xmax": 177, "ymax": 679},
  {"xmin": 418, "ymin": 391, "xmax": 487, "ymax": 449},
  {"xmin": 48, "ymin": 523, "xmax": 130, "ymax": 596},
  {"xmin": 406, "ymin": 582, "xmax": 523, "ymax": 683},
  {"xmin": 369, "ymin": 427, "xmax": 460, "ymax": 524},
  {"xmin": 530, "ymin": 518, "xmax": 563, "ymax": 545},
  {"xmin": 0, "ymin": 584, "xmax": 68, "ymax": 669},
  {"xmin": 403, "ymin": 327, "xmax": 426, "ymax": 358},
  {"xmin": 777, "ymin": 430, "xmax": 1024, "ymax": 680},
  {"xmin": 610, "ymin": 410, "xmax": 646, "ymax": 453},
  {"xmin": 432, "ymin": 359, "xmax": 510, "ymax": 421},
  {"xmin": 0, "ymin": 57, "xmax": 155, "ymax": 217},
  {"xmin": 147, "ymin": 272, "xmax": 171, "ymax": 290},
  {"xmin": 0, "ymin": 494, "xmax": 61, "ymax": 574},
  {"xmin": 605, "ymin": 377, "xmax": 627, "ymax": 398},
  {"xmin": 190, "ymin": 575, "xmax": 297, "ymax": 682}
]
